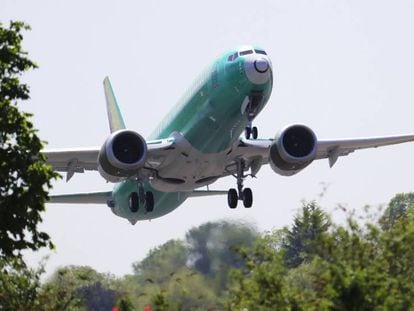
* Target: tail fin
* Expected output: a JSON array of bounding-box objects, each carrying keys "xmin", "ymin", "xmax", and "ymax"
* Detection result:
[{"xmin": 103, "ymin": 77, "xmax": 126, "ymax": 133}]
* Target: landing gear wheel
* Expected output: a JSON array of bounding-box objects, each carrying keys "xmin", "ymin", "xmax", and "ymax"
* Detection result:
[
  {"xmin": 145, "ymin": 191, "xmax": 154, "ymax": 212},
  {"xmin": 252, "ymin": 127, "xmax": 258, "ymax": 139},
  {"xmin": 245, "ymin": 127, "xmax": 251, "ymax": 139},
  {"xmin": 242, "ymin": 188, "xmax": 253, "ymax": 208},
  {"xmin": 129, "ymin": 192, "xmax": 139, "ymax": 213},
  {"xmin": 228, "ymin": 188, "xmax": 238, "ymax": 209}
]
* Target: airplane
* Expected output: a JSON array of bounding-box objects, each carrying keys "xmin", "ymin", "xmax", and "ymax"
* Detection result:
[{"xmin": 45, "ymin": 45, "xmax": 414, "ymax": 225}]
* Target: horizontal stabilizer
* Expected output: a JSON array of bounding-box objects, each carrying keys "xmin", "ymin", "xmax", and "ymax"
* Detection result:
[
  {"xmin": 49, "ymin": 191, "xmax": 112, "ymax": 204},
  {"xmin": 189, "ymin": 190, "xmax": 228, "ymax": 197}
]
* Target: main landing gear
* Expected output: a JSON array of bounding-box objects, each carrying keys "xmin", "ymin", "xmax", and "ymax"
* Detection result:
[
  {"xmin": 227, "ymin": 159, "xmax": 253, "ymax": 209},
  {"xmin": 128, "ymin": 183, "xmax": 154, "ymax": 213}
]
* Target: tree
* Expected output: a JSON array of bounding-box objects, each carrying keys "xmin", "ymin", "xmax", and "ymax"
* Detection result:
[
  {"xmin": 227, "ymin": 202, "xmax": 414, "ymax": 310},
  {"xmin": 283, "ymin": 201, "xmax": 330, "ymax": 268},
  {"xmin": 380, "ymin": 192, "xmax": 414, "ymax": 230},
  {"xmin": 0, "ymin": 21, "xmax": 59, "ymax": 259},
  {"xmin": 186, "ymin": 221, "xmax": 258, "ymax": 281},
  {"xmin": 38, "ymin": 265, "xmax": 119, "ymax": 310},
  {"xmin": 132, "ymin": 239, "xmax": 188, "ymax": 283},
  {"xmin": 227, "ymin": 233, "xmax": 295, "ymax": 311},
  {"xmin": 127, "ymin": 221, "xmax": 259, "ymax": 309},
  {"xmin": 0, "ymin": 257, "xmax": 44, "ymax": 310}
]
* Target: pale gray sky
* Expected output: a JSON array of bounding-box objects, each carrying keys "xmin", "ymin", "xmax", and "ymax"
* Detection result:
[{"xmin": 3, "ymin": 0, "xmax": 414, "ymax": 276}]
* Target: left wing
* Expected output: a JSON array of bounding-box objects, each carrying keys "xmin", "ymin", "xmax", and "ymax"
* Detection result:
[
  {"xmin": 44, "ymin": 147, "xmax": 100, "ymax": 181},
  {"xmin": 229, "ymin": 133, "xmax": 414, "ymax": 175},
  {"xmin": 315, "ymin": 133, "xmax": 414, "ymax": 167}
]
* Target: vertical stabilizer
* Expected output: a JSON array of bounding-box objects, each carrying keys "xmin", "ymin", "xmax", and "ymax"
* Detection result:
[{"xmin": 103, "ymin": 77, "xmax": 126, "ymax": 133}]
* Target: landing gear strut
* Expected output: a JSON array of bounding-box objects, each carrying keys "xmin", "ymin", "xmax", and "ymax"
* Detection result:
[
  {"xmin": 243, "ymin": 92, "xmax": 263, "ymax": 140},
  {"xmin": 128, "ymin": 182, "xmax": 154, "ymax": 213},
  {"xmin": 227, "ymin": 159, "xmax": 253, "ymax": 209}
]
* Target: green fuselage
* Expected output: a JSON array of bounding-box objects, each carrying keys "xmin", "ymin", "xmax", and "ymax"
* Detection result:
[{"xmin": 112, "ymin": 47, "xmax": 273, "ymax": 221}]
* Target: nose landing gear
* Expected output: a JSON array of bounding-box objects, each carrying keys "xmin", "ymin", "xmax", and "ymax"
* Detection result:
[
  {"xmin": 245, "ymin": 125, "xmax": 258, "ymax": 140},
  {"xmin": 227, "ymin": 159, "xmax": 253, "ymax": 209},
  {"xmin": 243, "ymin": 92, "xmax": 263, "ymax": 140}
]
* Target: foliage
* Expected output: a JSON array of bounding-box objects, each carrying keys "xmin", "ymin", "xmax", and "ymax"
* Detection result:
[
  {"xmin": 185, "ymin": 220, "xmax": 259, "ymax": 292},
  {"xmin": 38, "ymin": 265, "xmax": 119, "ymax": 310},
  {"xmin": 132, "ymin": 239, "xmax": 188, "ymax": 284},
  {"xmin": 124, "ymin": 221, "xmax": 259, "ymax": 309},
  {"xmin": 0, "ymin": 21, "xmax": 59, "ymax": 259},
  {"xmin": 2, "ymin": 194, "xmax": 414, "ymax": 310},
  {"xmin": 0, "ymin": 257, "xmax": 44, "ymax": 310},
  {"xmin": 380, "ymin": 192, "xmax": 414, "ymax": 230},
  {"xmin": 227, "ymin": 199, "xmax": 414, "ymax": 310},
  {"xmin": 283, "ymin": 201, "xmax": 330, "ymax": 268}
]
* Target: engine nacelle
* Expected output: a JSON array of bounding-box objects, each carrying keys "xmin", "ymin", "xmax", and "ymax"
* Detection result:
[
  {"xmin": 269, "ymin": 124, "xmax": 317, "ymax": 176},
  {"xmin": 98, "ymin": 129, "xmax": 147, "ymax": 183}
]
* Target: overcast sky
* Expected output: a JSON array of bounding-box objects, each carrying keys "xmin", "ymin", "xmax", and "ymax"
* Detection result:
[{"xmin": 3, "ymin": 0, "xmax": 414, "ymax": 276}]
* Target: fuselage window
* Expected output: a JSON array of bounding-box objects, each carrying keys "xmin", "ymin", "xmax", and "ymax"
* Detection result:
[
  {"xmin": 239, "ymin": 50, "xmax": 253, "ymax": 56},
  {"xmin": 227, "ymin": 54, "xmax": 234, "ymax": 61},
  {"xmin": 255, "ymin": 49, "xmax": 267, "ymax": 55}
]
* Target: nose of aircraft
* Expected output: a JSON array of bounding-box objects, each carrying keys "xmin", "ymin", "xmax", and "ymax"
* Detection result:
[
  {"xmin": 244, "ymin": 56, "xmax": 272, "ymax": 85},
  {"xmin": 254, "ymin": 58, "xmax": 269, "ymax": 73}
]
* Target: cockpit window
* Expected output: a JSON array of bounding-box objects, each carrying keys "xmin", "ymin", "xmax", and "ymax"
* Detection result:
[
  {"xmin": 255, "ymin": 49, "xmax": 267, "ymax": 55},
  {"xmin": 228, "ymin": 52, "xmax": 239, "ymax": 62},
  {"xmin": 239, "ymin": 50, "xmax": 253, "ymax": 56}
]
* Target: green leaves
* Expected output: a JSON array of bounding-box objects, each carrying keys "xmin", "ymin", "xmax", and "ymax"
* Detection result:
[
  {"xmin": 227, "ymin": 199, "xmax": 414, "ymax": 310},
  {"xmin": 0, "ymin": 21, "xmax": 59, "ymax": 260}
]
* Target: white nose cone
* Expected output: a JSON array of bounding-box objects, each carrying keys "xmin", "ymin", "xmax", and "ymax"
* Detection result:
[
  {"xmin": 254, "ymin": 58, "xmax": 269, "ymax": 73},
  {"xmin": 244, "ymin": 57, "xmax": 271, "ymax": 85}
]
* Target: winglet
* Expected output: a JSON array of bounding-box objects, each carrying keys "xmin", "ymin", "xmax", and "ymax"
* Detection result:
[{"xmin": 103, "ymin": 77, "xmax": 126, "ymax": 133}]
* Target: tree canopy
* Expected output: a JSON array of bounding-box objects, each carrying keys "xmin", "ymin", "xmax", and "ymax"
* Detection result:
[
  {"xmin": 0, "ymin": 21, "xmax": 58, "ymax": 259},
  {"xmin": 227, "ymin": 199, "xmax": 414, "ymax": 310},
  {"xmin": 3, "ymin": 195, "xmax": 414, "ymax": 310}
]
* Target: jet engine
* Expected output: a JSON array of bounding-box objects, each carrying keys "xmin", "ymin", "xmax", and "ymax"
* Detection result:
[
  {"xmin": 98, "ymin": 129, "xmax": 147, "ymax": 182},
  {"xmin": 269, "ymin": 124, "xmax": 317, "ymax": 176}
]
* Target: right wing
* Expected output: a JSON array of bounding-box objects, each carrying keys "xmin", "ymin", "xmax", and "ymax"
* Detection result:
[{"xmin": 43, "ymin": 137, "xmax": 176, "ymax": 181}]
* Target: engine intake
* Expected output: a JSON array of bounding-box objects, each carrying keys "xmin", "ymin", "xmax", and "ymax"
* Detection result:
[
  {"xmin": 98, "ymin": 130, "xmax": 147, "ymax": 182},
  {"xmin": 269, "ymin": 124, "xmax": 317, "ymax": 176}
]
